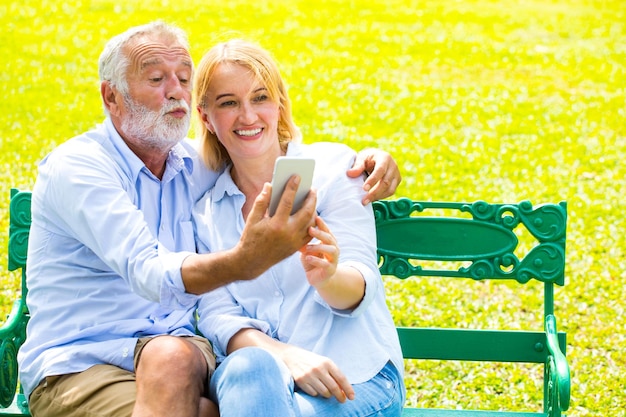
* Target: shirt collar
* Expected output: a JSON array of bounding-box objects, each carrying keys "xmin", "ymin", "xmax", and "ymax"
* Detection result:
[
  {"xmin": 211, "ymin": 165, "xmax": 243, "ymax": 204},
  {"xmin": 103, "ymin": 117, "xmax": 194, "ymax": 183}
]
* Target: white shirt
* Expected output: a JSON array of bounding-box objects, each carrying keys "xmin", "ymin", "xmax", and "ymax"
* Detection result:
[
  {"xmin": 18, "ymin": 118, "xmax": 219, "ymax": 398},
  {"xmin": 194, "ymin": 142, "xmax": 404, "ymax": 384}
]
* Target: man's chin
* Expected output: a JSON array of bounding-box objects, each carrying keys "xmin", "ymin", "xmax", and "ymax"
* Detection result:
[{"xmin": 150, "ymin": 135, "xmax": 185, "ymax": 152}]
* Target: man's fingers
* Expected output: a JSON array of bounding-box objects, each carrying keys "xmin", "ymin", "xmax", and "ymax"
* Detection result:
[
  {"xmin": 291, "ymin": 189, "xmax": 318, "ymax": 241},
  {"xmin": 272, "ymin": 175, "xmax": 300, "ymax": 218},
  {"xmin": 362, "ymin": 167, "xmax": 400, "ymax": 205},
  {"xmin": 346, "ymin": 151, "xmax": 368, "ymax": 178},
  {"xmin": 248, "ymin": 182, "xmax": 272, "ymax": 222},
  {"xmin": 349, "ymin": 148, "xmax": 402, "ymax": 204}
]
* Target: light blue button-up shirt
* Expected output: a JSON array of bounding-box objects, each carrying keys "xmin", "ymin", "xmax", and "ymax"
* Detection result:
[
  {"xmin": 194, "ymin": 142, "xmax": 404, "ymax": 384},
  {"xmin": 17, "ymin": 118, "xmax": 219, "ymax": 398}
]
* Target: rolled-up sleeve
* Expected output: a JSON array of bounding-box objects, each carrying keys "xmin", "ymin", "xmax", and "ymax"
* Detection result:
[
  {"xmin": 312, "ymin": 260, "xmax": 381, "ymax": 318},
  {"xmin": 310, "ymin": 144, "xmax": 381, "ymax": 317},
  {"xmin": 159, "ymin": 250, "xmax": 199, "ymax": 309},
  {"xmin": 197, "ymin": 287, "xmax": 271, "ymax": 361}
]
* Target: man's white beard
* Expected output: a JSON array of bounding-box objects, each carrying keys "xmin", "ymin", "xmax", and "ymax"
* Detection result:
[{"xmin": 121, "ymin": 96, "xmax": 191, "ymax": 152}]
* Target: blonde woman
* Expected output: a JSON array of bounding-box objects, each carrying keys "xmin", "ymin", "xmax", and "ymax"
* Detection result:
[{"xmin": 192, "ymin": 39, "xmax": 405, "ymax": 417}]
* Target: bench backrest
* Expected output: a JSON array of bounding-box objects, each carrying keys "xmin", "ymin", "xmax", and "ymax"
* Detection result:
[{"xmin": 372, "ymin": 198, "xmax": 569, "ymax": 415}]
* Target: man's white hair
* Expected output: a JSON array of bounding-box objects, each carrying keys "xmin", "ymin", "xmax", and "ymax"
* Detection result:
[{"xmin": 98, "ymin": 21, "xmax": 190, "ymax": 115}]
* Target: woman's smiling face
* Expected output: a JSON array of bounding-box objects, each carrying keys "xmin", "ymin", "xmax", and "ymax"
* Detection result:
[{"xmin": 200, "ymin": 62, "xmax": 281, "ymax": 161}]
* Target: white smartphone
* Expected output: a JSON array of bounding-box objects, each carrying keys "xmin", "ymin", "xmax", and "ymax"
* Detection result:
[{"xmin": 268, "ymin": 156, "xmax": 315, "ymax": 216}]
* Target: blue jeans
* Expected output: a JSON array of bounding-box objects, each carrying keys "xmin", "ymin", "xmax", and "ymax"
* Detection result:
[{"xmin": 209, "ymin": 347, "xmax": 405, "ymax": 417}]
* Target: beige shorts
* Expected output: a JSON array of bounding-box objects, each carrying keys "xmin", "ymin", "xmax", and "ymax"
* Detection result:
[{"xmin": 28, "ymin": 335, "xmax": 215, "ymax": 417}]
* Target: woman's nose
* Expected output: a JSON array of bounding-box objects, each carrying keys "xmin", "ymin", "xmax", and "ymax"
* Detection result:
[{"xmin": 238, "ymin": 102, "xmax": 256, "ymax": 124}]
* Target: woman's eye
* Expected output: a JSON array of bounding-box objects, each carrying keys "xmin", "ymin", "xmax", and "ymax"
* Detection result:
[{"xmin": 253, "ymin": 94, "xmax": 269, "ymax": 103}]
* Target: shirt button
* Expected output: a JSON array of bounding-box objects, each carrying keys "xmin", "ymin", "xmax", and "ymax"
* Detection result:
[
  {"xmin": 274, "ymin": 291, "xmax": 281, "ymax": 297},
  {"xmin": 122, "ymin": 347, "xmax": 129, "ymax": 358}
]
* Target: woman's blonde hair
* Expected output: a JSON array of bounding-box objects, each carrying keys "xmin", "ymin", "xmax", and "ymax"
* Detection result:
[{"xmin": 193, "ymin": 39, "xmax": 300, "ymax": 171}]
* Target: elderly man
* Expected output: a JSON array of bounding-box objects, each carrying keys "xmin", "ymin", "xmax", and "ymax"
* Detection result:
[{"xmin": 17, "ymin": 21, "xmax": 401, "ymax": 417}]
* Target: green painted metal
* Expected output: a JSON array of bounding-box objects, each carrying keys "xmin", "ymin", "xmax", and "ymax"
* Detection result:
[
  {"xmin": 402, "ymin": 409, "xmax": 549, "ymax": 416},
  {"xmin": 373, "ymin": 199, "xmax": 570, "ymax": 417},
  {"xmin": 2, "ymin": 190, "xmax": 31, "ymax": 416},
  {"xmin": 374, "ymin": 199, "xmax": 567, "ymax": 285},
  {"xmin": 7, "ymin": 190, "xmax": 30, "ymax": 273},
  {"xmin": 397, "ymin": 327, "xmax": 566, "ymax": 363},
  {"xmin": 0, "ymin": 395, "xmax": 28, "ymax": 417},
  {"xmin": 376, "ymin": 217, "xmax": 519, "ymax": 261},
  {"xmin": 1, "ymin": 192, "xmax": 570, "ymax": 417}
]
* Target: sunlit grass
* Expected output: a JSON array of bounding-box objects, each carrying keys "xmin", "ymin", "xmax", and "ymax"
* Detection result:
[{"xmin": 1, "ymin": 0, "xmax": 624, "ymax": 415}]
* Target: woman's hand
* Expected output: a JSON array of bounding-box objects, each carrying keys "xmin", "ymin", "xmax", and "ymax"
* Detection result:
[
  {"xmin": 281, "ymin": 344, "xmax": 355, "ymax": 403},
  {"xmin": 228, "ymin": 329, "xmax": 355, "ymax": 403},
  {"xmin": 300, "ymin": 217, "xmax": 365, "ymax": 311},
  {"xmin": 300, "ymin": 216, "xmax": 339, "ymax": 288}
]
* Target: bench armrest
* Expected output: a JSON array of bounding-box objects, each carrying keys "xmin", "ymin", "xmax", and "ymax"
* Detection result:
[
  {"xmin": 0, "ymin": 299, "xmax": 28, "ymax": 409},
  {"xmin": 545, "ymin": 314, "xmax": 570, "ymax": 414}
]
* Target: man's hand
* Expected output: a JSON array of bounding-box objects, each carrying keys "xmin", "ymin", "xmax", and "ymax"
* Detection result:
[
  {"xmin": 238, "ymin": 175, "xmax": 317, "ymax": 277},
  {"xmin": 181, "ymin": 176, "xmax": 316, "ymax": 294},
  {"xmin": 347, "ymin": 148, "xmax": 401, "ymax": 205}
]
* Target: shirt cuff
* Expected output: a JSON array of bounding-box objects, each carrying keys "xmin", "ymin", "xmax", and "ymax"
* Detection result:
[
  {"xmin": 313, "ymin": 261, "xmax": 378, "ymax": 318},
  {"xmin": 213, "ymin": 318, "xmax": 272, "ymax": 362},
  {"xmin": 159, "ymin": 251, "xmax": 200, "ymax": 310}
]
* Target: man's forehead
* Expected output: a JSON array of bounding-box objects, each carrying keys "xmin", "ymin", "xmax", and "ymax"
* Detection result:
[{"xmin": 125, "ymin": 37, "xmax": 192, "ymax": 71}]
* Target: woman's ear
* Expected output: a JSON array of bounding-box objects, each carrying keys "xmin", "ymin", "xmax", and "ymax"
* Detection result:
[{"xmin": 197, "ymin": 105, "xmax": 215, "ymax": 135}]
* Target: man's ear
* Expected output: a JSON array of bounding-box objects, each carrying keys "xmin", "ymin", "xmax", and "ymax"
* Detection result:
[{"xmin": 101, "ymin": 81, "xmax": 121, "ymax": 116}]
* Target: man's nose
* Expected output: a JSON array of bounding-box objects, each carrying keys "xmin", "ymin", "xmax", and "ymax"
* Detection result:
[{"xmin": 166, "ymin": 76, "xmax": 188, "ymax": 101}]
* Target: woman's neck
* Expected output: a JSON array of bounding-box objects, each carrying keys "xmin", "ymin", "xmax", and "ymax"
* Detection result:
[
  {"xmin": 230, "ymin": 149, "xmax": 285, "ymax": 219},
  {"xmin": 231, "ymin": 163, "xmax": 269, "ymax": 199}
]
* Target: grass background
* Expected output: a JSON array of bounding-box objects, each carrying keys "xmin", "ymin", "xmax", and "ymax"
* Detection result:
[{"xmin": 1, "ymin": 0, "xmax": 624, "ymax": 415}]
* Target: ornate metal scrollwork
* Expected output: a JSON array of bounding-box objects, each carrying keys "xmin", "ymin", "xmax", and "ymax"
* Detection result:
[
  {"xmin": 379, "ymin": 256, "xmax": 423, "ymax": 279},
  {"xmin": 8, "ymin": 190, "xmax": 32, "ymax": 271},
  {"xmin": 0, "ymin": 339, "xmax": 18, "ymax": 408},
  {"xmin": 518, "ymin": 202, "xmax": 567, "ymax": 242},
  {"xmin": 518, "ymin": 243, "xmax": 566, "ymax": 284},
  {"xmin": 374, "ymin": 199, "xmax": 567, "ymax": 285},
  {"xmin": 373, "ymin": 197, "xmax": 422, "ymax": 221}
]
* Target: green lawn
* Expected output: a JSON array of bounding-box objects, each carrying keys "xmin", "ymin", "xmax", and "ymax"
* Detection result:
[{"xmin": 1, "ymin": 0, "xmax": 624, "ymax": 415}]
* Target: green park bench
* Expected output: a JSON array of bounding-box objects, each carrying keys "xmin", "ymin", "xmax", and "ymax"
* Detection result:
[{"xmin": 1, "ymin": 189, "xmax": 570, "ymax": 416}]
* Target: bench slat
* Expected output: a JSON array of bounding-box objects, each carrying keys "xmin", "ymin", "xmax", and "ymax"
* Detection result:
[
  {"xmin": 398, "ymin": 327, "xmax": 567, "ymax": 363},
  {"xmin": 402, "ymin": 409, "xmax": 558, "ymax": 416}
]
